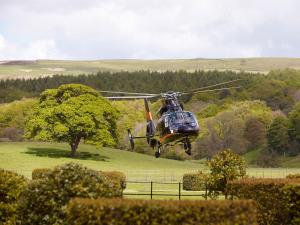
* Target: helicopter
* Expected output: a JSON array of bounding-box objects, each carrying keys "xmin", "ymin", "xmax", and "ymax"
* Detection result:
[{"xmin": 99, "ymin": 79, "xmax": 242, "ymax": 158}]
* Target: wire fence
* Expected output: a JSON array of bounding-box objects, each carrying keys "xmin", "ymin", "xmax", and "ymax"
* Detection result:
[{"xmin": 124, "ymin": 181, "xmax": 208, "ymax": 200}]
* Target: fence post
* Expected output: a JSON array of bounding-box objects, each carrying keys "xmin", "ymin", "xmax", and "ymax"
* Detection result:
[
  {"xmin": 150, "ymin": 181, "xmax": 153, "ymax": 200},
  {"xmin": 179, "ymin": 182, "xmax": 181, "ymax": 200}
]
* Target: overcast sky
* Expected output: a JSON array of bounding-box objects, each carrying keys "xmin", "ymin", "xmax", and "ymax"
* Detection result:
[{"xmin": 0, "ymin": 0, "xmax": 299, "ymax": 60}]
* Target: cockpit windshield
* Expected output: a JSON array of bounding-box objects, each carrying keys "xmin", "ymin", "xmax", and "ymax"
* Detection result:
[{"xmin": 165, "ymin": 112, "xmax": 197, "ymax": 128}]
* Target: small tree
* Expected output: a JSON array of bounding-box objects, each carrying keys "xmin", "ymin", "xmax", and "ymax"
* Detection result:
[
  {"xmin": 25, "ymin": 84, "xmax": 119, "ymax": 157},
  {"xmin": 208, "ymin": 149, "xmax": 247, "ymax": 198},
  {"xmin": 267, "ymin": 116, "xmax": 290, "ymax": 155}
]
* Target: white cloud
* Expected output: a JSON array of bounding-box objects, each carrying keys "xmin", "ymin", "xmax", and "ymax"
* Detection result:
[{"xmin": 0, "ymin": 0, "xmax": 300, "ymax": 59}]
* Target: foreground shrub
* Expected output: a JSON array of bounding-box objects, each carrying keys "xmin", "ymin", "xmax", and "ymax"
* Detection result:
[
  {"xmin": 286, "ymin": 173, "xmax": 300, "ymax": 179},
  {"xmin": 227, "ymin": 178, "xmax": 300, "ymax": 225},
  {"xmin": 31, "ymin": 168, "xmax": 52, "ymax": 180},
  {"xmin": 0, "ymin": 169, "xmax": 28, "ymax": 225},
  {"xmin": 100, "ymin": 171, "xmax": 126, "ymax": 189},
  {"xmin": 68, "ymin": 198, "xmax": 258, "ymax": 225},
  {"xmin": 182, "ymin": 171, "xmax": 208, "ymax": 191},
  {"xmin": 19, "ymin": 163, "xmax": 123, "ymax": 225}
]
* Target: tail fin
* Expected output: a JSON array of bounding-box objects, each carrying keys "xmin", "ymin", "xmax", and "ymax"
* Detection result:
[{"xmin": 144, "ymin": 99, "xmax": 156, "ymax": 137}]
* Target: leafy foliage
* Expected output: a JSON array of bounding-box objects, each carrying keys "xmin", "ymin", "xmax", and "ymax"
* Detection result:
[
  {"xmin": 267, "ymin": 116, "xmax": 290, "ymax": 155},
  {"xmin": 182, "ymin": 171, "xmax": 208, "ymax": 191},
  {"xmin": 0, "ymin": 98, "xmax": 37, "ymax": 141},
  {"xmin": 19, "ymin": 163, "xmax": 123, "ymax": 225},
  {"xmin": 25, "ymin": 84, "xmax": 119, "ymax": 156},
  {"xmin": 67, "ymin": 198, "xmax": 258, "ymax": 225},
  {"xmin": 289, "ymin": 102, "xmax": 300, "ymax": 142},
  {"xmin": 0, "ymin": 169, "xmax": 28, "ymax": 225},
  {"xmin": 208, "ymin": 149, "xmax": 247, "ymax": 198},
  {"xmin": 227, "ymin": 178, "xmax": 300, "ymax": 225},
  {"xmin": 244, "ymin": 118, "xmax": 267, "ymax": 150},
  {"xmin": 100, "ymin": 171, "xmax": 127, "ymax": 190},
  {"xmin": 31, "ymin": 168, "xmax": 52, "ymax": 180},
  {"xmin": 195, "ymin": 101, "xmax": 272, "ymax": 158}
]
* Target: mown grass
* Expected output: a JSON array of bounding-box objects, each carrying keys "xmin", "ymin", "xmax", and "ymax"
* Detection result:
[
  {"xmin": 2, "ymin": 58, "xmax": 300, "ymax": 79},
  {"xmin": 1, "ymin": 142, "xmax": 299, "ymax": 200},
  {"xmin": 0, "ymin": 142, "xmax": 204, "ymax": 180}
]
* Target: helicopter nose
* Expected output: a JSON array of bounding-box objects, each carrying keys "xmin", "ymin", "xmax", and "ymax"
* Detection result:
[{"xmin": 177, "ymin": 125, "xmax": 199, "ymax": 133}]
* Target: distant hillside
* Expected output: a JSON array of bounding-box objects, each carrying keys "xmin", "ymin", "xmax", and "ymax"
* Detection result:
[{"xmin": 1, "ymin": 57, "xmax": 300, "ymax": 79}]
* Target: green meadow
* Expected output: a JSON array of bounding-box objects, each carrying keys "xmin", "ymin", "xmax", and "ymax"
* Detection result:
[{"xmin": 2, "ymin": 58, "xmax": 300, "ymax": 79}]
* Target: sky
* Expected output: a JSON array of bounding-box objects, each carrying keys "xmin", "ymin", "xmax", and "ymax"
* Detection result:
[{"xmin": 0, "ymin": 0, "xmax": 300, "ymax": 60}]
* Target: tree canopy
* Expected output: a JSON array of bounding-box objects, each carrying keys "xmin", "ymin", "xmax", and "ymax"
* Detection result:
[{"xmin": 25, "ymin": 84, "xmax": 119, "ymax": 156}]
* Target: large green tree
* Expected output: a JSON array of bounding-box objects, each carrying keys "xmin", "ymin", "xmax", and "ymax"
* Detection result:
[{"xmin": 25, "ymin": 84, "xmax": 119, "ymax": 156}]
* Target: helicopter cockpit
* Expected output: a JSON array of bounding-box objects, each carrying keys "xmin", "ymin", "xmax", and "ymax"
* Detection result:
[{"xmin": 158, "ymin": 111, "xmax": 199, "ymax": 135}]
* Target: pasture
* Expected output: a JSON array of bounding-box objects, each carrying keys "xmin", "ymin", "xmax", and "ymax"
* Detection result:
[
  {"xmin": 1, "ymin": 142, "xmax": 299, "ymax": 200},
  {"xmin": 2, "ymin": 58, "xmax": 300, "ymax": 79}
]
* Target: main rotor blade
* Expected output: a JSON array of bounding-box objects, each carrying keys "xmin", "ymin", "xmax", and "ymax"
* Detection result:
[
  {"xmin": 181, "ymin": 86, "xmax": 241, "ymax": 96},
  {"xmin": 183, "ymin": 79, "xmax": 243, "ymax": 94},
  {"xmin": 98, "ymin": 90, "xmax": 157, "ymax": 96},
  {"xmin": 106, "ymin": 95, "xmax": 158, "ymax": 99}
]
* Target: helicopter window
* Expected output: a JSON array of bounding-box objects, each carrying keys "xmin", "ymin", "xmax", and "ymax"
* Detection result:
[{"xmin": 167, "ymin": 112, "xmax": 197, "ymax": 127}]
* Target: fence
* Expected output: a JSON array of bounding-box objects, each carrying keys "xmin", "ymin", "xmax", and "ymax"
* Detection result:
[{"xmin": 123, "ymin": 181, "xmax": 208, "ymax": 200}]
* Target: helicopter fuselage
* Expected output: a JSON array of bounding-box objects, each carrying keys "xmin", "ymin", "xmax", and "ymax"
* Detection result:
[{"xmin": 155, "ymin": 111, "xmax": 199, "ymax": 146}]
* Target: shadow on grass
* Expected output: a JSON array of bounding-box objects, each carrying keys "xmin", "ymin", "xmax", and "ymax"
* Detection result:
[{"xmin": 24, "ymin": 147, "xmax": 109, "ymax": 161}]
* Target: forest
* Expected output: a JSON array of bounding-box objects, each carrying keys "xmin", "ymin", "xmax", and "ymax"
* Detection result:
[{"xmin": 1, "ymin": 69, "xmax": 300, "ymax": 166}]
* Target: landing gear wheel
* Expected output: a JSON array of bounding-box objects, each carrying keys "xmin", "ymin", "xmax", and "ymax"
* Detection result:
[
  {"xmin": 155, "ymin": 143, "xmax": 161, "ymax": 158},
  {"xmin": 185, "ymin": 148, "xmax": 192, "ymax": 156},
  {"xmin": 155, "ymin": 151, "xmax": 161, "ymax": 158},
  {"xmin": 184, "ymin": 138, "xmax": 192, "ymax": 156}
]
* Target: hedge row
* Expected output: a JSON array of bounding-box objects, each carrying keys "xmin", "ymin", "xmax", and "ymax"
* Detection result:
[
  {"xmin": 226, "ymin": 178, "xmax": 300, "ymax": 225},
  {"xmin": 68, "ymin": 198, "xmax": 258, "ymax": 225},
  {"xmin": 286, "ymin": 173, "xmax": 300, "ymax": 179},
  {"xmin": 0, "ymin": 169, "xmax": 28, "ymax": 225},
  {"xmin": 31, "ymin": 168, "xmax": 51, "ymax": 180},
  {"xmin": 32, "ymin": 168, "xmax": 126, "ymax": 190},
  {"xmin": 100, "ymin": 171, "xmax": 126, "ymax": 190},
  {"xmin": 19, "ymin": 163, "xmax": 124, "ymax": 225},
  {"xmin": 182, "ymin": 171, "xmax": 208, "ymax": 191}
]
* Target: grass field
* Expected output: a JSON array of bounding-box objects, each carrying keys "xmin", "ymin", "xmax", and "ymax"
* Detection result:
[
  {"xmin": 1, "ymin": 142, "xmax": 299, "ymax": 200},
  {"xmin": 1, "ymin": 58, "xmax": 300, "ymax": 79}
]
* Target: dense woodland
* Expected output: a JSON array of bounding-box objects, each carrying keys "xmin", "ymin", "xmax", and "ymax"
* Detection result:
[{"xmin": 1, "ymin": 69, "xmax": 300, "ymax": 166}]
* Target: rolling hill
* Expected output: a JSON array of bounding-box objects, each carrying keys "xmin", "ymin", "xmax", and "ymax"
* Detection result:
[{"xmin": 1, "ymin": 57, "xmax": 300, "ymax": 79}]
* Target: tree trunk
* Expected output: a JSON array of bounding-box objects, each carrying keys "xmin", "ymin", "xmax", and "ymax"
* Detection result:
[{"xmin": 70, "ymin": 136, "xmax": 81, "ymax": 157}]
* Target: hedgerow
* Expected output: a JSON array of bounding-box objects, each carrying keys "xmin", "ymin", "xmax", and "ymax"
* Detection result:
[
  {"xmin": 67, "ymin": 198, "xmax": 258, "ymax": 225},
  {"xmin": 286, "ymin": 173, "xmax": 300, "ymax": 179},
  {"xmin": 0, "ymin": 169, "xmax": 28, "ymax": 225},
  {"xmin": 182, "ymin": 171, "xmax": 208, "ymax": 191},
  {"xmin": 19, "ymin": 163, "xmax": 123, "ymax": 225},
  {"xmin": 100, "ymin": 171, "xmax": 126, "ymax": 189},
  {"xmin": 31, "ymin": 168, "xmax": 51, "ymax": 180},
  {"xmin": 226, "ymin": 178, "xmax": 300, "ymax": 225}
]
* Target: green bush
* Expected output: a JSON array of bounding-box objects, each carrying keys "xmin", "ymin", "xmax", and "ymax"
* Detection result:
[
  {"xmin": 0, "ymin": 169, "xmax": 28, "ymax": 225},
  {"xmin": 208, "ymin": 149, "xmax": 247, "ymax": 198},
  {"xmin": 286, "ymin": 173, "xmax": 300, "ymax": 179},
  {"xmin": 182, "ymin": 171, "xmax": 208, "ymax": 191},
  {"xmin": 67, "ymin": 198, "xmax": 258, "ymax": 225},
  {"xmin": 227, "ymin": 178, "xmax": 300, "ymax": 225},
  {"xmin": 31, "ymin": 168, "xmax": 52, "ymax": 180},
  {"xmin": 100, "ymin": 171, "xmax": 126, "ymax": 189},
  {"xmin": 19, "ymin": 163, "xmax": 123, "ymax": 225}
]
